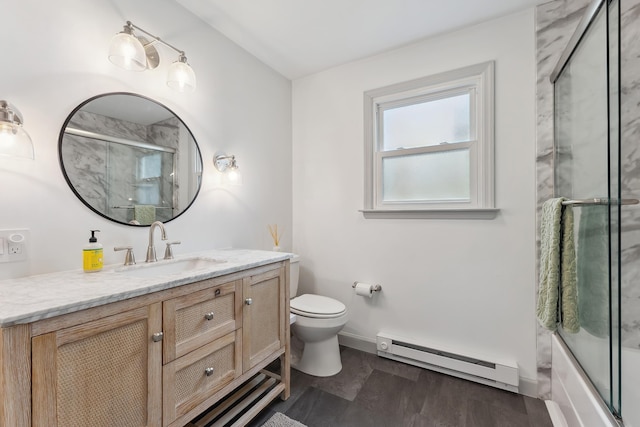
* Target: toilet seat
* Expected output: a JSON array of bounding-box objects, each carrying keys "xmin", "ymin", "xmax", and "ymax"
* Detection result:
[{"xmin": 290, "ymin": 294, "xmax": 346, "ymax": 319}]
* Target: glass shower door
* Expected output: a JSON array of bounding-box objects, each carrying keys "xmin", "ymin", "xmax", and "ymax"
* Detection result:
[{"xmin": 553, "ymin": 0, "xmax": 621, "ymax": 416}]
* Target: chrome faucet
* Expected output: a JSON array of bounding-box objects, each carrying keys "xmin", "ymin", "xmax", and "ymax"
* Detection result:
[{"xmin": 146, "ymin": 221, "xmax": 167, "ymax": 263}]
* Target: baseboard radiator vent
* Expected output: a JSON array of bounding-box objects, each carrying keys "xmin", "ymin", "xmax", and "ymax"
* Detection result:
[{"xmin": 376, "ymin": 333, "xmax": 519, "ymax": 393}]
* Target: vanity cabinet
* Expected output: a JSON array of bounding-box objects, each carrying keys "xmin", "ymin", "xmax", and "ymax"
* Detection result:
[{"xmin": 0, "ymin": 259, "xmax": 289, "ymax": 427}]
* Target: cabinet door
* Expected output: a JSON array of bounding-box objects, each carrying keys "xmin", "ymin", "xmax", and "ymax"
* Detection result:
[
  {"xmin": 242, "ymin": 265, "xmax": 286, "ymax": 372},
  {"xmin": 32, "ymin": 304, "xmax": 163, "ymax": 427}
]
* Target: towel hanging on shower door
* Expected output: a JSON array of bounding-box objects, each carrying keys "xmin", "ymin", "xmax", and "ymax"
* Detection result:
[
  {"xmin": 537, "ymin": 198, "xmax": 579, "ymax": 333},
  {"xmin": 134, "ymin": 205, "xmax": 156, "ymax": 225}
]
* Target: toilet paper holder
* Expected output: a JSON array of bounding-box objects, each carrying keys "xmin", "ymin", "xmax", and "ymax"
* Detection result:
[{"xmin": 352, "ymin": 281, "xmax": 382, "ymax": 292}]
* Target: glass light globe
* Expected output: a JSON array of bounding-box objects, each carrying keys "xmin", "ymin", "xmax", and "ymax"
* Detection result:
[
  {"xmin": 226, "ymin": 167, "xmax": 242, "ymax": 185},
  {"xmin": 108, "ymin": 32, "xmax": 147, "ymax": 71},
  {"xmin": 167, "ymin": 57, "xmax": 196, "ymax": 93},
  {"xmin": 0, "ymin": 122, "xmax": 34, "ymax": 159},
  {"xmin": 0, "ymin": 101, "xmax": 34, "ymax": 159}
]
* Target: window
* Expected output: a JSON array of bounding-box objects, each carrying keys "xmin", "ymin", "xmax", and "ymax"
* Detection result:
[
  {"xmin": 136, "ymin": 151, "xmax": 165, "ymax": 205},
  {"xmin": 363, "ymin": 61, "xmax": 497, "ymax": 219}
]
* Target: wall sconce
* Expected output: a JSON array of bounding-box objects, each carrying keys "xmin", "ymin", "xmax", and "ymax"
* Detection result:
[
  {"xmin": 108, "ymin": 21, "xmax": 197, "ymax": 93},
  {"xmin": 214, "ymin": 153, "xmax": 242, "ymax": 185},
  {"xmin": 0, "ymin": 101, "xmax": 34, "ymax": 160}
]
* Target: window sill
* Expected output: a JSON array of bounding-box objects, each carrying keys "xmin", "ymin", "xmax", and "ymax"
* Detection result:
[{"xmin": 360, "ymin": 208, "xmax": 500, "ymax": 220}]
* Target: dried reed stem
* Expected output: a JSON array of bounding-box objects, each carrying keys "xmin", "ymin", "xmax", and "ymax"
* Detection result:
[{"xmin": 268, "ymin": 224, "xmax": 282, "ymax": 246}]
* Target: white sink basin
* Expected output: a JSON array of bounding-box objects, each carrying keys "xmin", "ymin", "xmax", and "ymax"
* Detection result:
[{"xmin": 115, "ymin": 257, "xmax": 226, "ymax": 278}]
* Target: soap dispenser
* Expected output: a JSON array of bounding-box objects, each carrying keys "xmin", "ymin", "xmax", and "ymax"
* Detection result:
[{"xmin": 83, "ymin": 230, "xmax": 103, "ymax": 273}]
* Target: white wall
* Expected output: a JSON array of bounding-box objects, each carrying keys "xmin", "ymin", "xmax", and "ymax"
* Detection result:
[
  {"xmin": 3, "ymin": 0, "xmax": 539, "ymax": 389},
  {"xmin": 292, "ymin": 9, "xmax": 538, "ymax": 387},
  {"xmin": 0, "ymin": 0, "xmax": 292, "ymax": 279}
]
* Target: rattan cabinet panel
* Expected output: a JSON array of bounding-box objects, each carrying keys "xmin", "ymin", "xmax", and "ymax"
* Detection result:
[
  {"xmin": 242, "ymin": 265, "xmax": 286, "ymax": 372},
  {"xmin": 32, "ymin": 304, "xmax": 163, "ymax": 427}
]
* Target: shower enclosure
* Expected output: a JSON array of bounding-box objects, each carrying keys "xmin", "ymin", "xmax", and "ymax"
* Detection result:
[{"xmin": 551, "ymin": 0, "xmax": 639, "ymax": 424}]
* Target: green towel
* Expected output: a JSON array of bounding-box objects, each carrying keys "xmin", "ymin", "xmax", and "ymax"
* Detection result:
[
  {"xmin": 577, "ymin": 205, "xmax": 609, "ymax": 338},
  {"xmin": 537, "ymin": 198, "xmax": 580, "ymax": 333},
  {"xmin": 134, "ymin": 205, "xmax": 156, "ymax": 225}
]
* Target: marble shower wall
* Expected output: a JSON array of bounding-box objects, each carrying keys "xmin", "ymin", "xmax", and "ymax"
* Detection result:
[
  {"xmin": 535, "ymin": 0, "xmax": 640, "ymax": 398},
  {"xmin": 149, "ymin": 117, "xmax": 182, "ymax": 223},
  {"xmin": 620, "ymin": 0, "xmax": 640, "ymax": 350},
  {"xmin": 536, "ymin": 0, "xmax": 590, "ymax": 398}
]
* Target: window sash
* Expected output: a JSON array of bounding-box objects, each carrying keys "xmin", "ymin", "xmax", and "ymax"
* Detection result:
[
  {"xmin": 377, "ymin": 86, "xmax": 477, "ymax": 148},
  {"xmin": 374, "ymin": 141, "xmax": 478, "ymax": 209}
]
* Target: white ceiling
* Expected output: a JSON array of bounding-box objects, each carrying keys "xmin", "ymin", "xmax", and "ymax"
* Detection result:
[{"xmin": 175, "ymin": 0, "xmax": 545, "ymax": 80}]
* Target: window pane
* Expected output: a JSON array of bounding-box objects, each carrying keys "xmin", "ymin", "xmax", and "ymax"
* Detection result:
[
  {"xmin": 136, "ymin": 151, "xmax": 166, "ymax": 205},
  {"xmin": 382, "ymin": 149, "xmax": 470, "ymax": 202},
  {"xmin": 382, "ymin": 93, "xmax": 470, "ymax": 150},
  {"xmin": 138, "ymin": 152, "xmax": 162, "ymax": 179}
]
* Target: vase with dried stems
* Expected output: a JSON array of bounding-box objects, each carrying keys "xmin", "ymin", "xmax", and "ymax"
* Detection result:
[{"xmin": 268, "ymin": 224, "xmax": 283, "ymax": 251}]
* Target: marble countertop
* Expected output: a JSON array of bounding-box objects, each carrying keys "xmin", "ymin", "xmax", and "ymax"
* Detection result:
[{"xmin": 0, "ymin": 249, "xmax": 291, "ymax": 328}]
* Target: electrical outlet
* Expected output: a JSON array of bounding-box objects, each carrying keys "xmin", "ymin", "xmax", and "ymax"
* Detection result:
[{"xmin": 0, "ymin": 229, "xmax": 29, "ymax": 263}]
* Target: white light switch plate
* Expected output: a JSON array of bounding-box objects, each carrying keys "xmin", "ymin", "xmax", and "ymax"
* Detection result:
[{"xmin": 0, "ymin": 229, "xmax": 29, "ymax": 263}]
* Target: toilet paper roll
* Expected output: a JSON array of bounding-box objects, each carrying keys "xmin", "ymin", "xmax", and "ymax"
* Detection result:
[{"xmin": 354, "ymin": 282, "xmax": 374, "ymax": 298}]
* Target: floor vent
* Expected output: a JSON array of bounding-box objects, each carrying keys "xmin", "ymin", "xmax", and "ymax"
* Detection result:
[{"xmin": 376, "ymin": 332, "xmax": 519, "ymax": 393}]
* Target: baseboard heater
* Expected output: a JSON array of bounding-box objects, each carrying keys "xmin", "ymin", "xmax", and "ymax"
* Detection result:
[{"xmin": 376, "ymin": 333, "xmax": 519, "ymax": 393}]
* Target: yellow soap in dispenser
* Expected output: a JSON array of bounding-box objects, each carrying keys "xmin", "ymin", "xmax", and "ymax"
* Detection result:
[{"xmin": 83, "ymin": 230, "xmax": 103, "ymax": 272}]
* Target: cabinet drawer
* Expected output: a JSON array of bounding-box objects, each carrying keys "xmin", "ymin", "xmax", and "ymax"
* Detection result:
[
  {"xmin": 163, "ymin": 330, "xmax": 241, "ymax": 426},
  {"xmin": 163, "ymin": 280, "xmax": 242, "ymax": 362}
]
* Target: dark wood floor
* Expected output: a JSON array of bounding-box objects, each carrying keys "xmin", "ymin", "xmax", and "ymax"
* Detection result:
[{"xmin": 248, "ymin": 346, "xmax": 554, "ymax": 427}]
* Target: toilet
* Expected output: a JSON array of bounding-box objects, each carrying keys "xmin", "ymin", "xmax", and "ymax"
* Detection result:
[{"xmin": 289, "ymin": 255, "xmax": 348, "ymax": 377}]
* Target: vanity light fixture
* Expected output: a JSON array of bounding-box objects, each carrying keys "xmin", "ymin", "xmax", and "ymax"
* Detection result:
[
  {"xmin": 109, "ymin": 21, "xmax": 197, "ymax": 93},
  {"xmin": 214, "ymin": 153, "xmax": 242, "ymax": 185},
  {"xmin": 0, "ymin": 101, "xmax": 34, "ymax": 159}
]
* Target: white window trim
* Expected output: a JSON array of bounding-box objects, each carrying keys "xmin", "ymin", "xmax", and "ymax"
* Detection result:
[{"xmin": 362, "ymin": 61, "xmax": 498, "ymax": 220}]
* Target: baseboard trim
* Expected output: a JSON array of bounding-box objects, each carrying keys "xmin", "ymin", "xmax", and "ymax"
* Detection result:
[
  {"xmin": 545, "ymin": 400, "xmax": 569, "ymax": 427},
  {"xmin": 338, "ymin": 331, "xmax": 539, "ymax": 398},
  {"xmin": 338, "ymin": 331, "xmax": 377, "ymax": 354},
  {"xmin": 519, "ymin": 376, "xmax": 538, "ymax": 398}
]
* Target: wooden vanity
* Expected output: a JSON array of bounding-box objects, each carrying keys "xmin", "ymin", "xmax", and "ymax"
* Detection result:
[{"xmin": 0, "ymin": 250, "xmax": 290, "ymax": 427}]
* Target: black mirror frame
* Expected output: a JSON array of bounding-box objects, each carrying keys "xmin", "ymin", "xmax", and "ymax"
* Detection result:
[{"xmin": 58, "ymin": 92, "xmax": 203, "ymax": 227}]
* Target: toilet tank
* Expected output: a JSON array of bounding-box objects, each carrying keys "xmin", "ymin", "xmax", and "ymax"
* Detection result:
[{"xmin": 290, "ymin": 254, "xmax": 300, "ymax": 298}]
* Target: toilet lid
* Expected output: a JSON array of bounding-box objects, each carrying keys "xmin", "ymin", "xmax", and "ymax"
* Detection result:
[{"xmin": 290, "ymin": 294, "xmax": 346, "ymax": 317}]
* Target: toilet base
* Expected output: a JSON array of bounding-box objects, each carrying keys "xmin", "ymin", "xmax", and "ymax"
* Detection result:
[{"xmin": 292, "ymin": 334, "xmax": 342, "ymax": 377}]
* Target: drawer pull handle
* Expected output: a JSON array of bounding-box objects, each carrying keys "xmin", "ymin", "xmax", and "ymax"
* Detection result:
[
  {"xmin": 204, "ymin": 312, "xmax": 215, "ymax": 321},
  {"xmin": 205, "ymin": 367, "xmax": 215, "ymax": 377},
  {"xmin": 152, "ymin": 332, "xmax": 164, "ymax": 342},
  {"xmin": 245, "ymin": 298, "xmax": 253, "ymax": 305}
]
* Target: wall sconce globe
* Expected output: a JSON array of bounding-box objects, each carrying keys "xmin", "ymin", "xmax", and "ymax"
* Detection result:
[
  {"xmin": 108, "ymin": 25, "xmax": 147, "ymax": 71},
  {"xmin": 167, "ymin": 55, "xmax": 196, "ymax": 93},
  {"xmin": 0, "ymin": 101, "xmax": 34, "ymax": 160}
]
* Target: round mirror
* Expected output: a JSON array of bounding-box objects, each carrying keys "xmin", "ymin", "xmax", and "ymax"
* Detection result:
[{"xmin": 59, "ymin": 93, "xmax": 203, "ymax": 226}]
